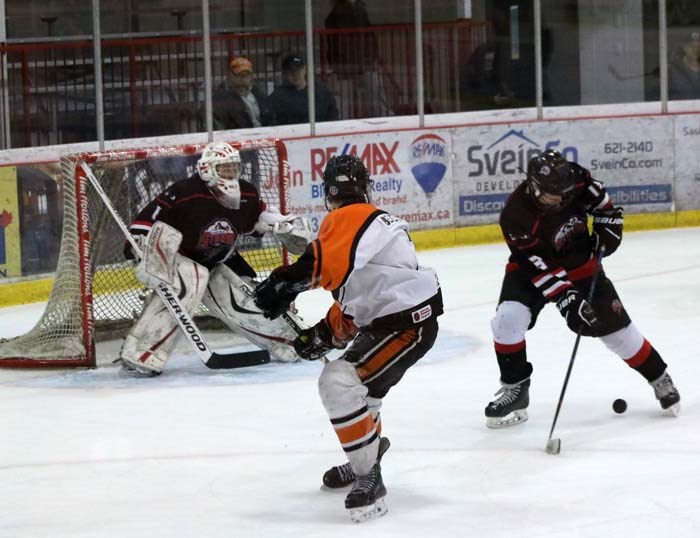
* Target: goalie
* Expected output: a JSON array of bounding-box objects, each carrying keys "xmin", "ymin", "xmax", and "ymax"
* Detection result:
[{"xmin": 117, "ymin": 141, "xmax": 313, "ymax": 377}]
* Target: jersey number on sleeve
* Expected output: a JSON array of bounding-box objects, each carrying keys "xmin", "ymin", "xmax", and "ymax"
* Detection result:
[{"xmin": 528, "ymin": 255, "xmax": 549, "ymax": 271}]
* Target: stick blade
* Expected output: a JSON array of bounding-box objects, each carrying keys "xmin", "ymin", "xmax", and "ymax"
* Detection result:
[
  {"xmin": 206, "ymin": 350, "xmax": 271, "ymax": 369},
  {"xmin": 545, "ymin": 438, "xmax": 561, "ymax": 455}
]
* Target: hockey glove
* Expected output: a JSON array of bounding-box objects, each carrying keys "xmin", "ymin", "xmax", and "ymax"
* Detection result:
[
  {"xmin": 555, "ymin": 289, "xmax": 601, "ymax": 335},
  {"xmin": 254, "ymin": 271, "xmax": 306, "ymax": 320},
  {"xmin": 592, "ymin": 207, "xmax": 623, "ymax": 256},
  {"xmin": 273, "ymin": 217, "xmax": 313, "ymax": 255},
  {"xmin": 293, "ymin": 321, "xmax": 339, "ymax": 360}
]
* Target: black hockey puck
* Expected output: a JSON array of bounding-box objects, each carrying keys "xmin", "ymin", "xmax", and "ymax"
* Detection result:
[{"xmin": 612, "ymin": 398, "xmax": 627, "ymax": 414}]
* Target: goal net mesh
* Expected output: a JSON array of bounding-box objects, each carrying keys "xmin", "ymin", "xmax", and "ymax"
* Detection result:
[{"xmin": 0, "ymin": 139, "xmax": 289, "ymax": 367}]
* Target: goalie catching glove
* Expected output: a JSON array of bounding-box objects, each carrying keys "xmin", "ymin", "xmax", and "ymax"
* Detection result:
[
  {"xmin": 254, "ymin": 208, "xmax": 313, "ymax": 255},
  {"xmin": 273, "ymin": 217, "xmax": 313, "ymax": 255},
  {"xmin": 592, "ymin": 206, "xmax": 623, "ymax": 256}
]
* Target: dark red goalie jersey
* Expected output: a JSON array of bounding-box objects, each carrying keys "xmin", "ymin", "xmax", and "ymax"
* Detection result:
[{"xmin": 127, "ymin": 174, "xmax": 265, "ymax": 268}]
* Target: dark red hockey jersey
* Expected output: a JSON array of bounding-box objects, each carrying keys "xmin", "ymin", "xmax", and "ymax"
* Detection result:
[
  {"xmin": 127, "ymin": 174, "xmax": 265, "ymax": 268},
  {"xmin": 500, "ymin": 162, "xmax": 614, "ymax": 300}
]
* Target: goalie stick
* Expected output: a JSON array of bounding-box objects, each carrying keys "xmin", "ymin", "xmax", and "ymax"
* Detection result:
[
  {"xmin": 80, "ymin": 162, "xmax": 270, "ymax": 370},
  {"xmin": 545, "ymin": 246, "xmax": 606, "ymax": 455}
]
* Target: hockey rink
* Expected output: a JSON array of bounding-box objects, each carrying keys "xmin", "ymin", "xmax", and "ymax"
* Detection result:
[{"xmin": 0, "ymin": 226, "xmax": 699, "ymax": 538}]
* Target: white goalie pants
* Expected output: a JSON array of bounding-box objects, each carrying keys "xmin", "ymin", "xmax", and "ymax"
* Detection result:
[{"xmin": 121, "ymin": 255, "xmax": 209, "ymax": 374}]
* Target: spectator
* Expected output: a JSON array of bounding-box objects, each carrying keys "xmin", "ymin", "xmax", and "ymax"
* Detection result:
[
  {"xmin": 669, "ymin": 31, "xmax": 700, "ymax": 100},
  {"xmin": 267, "ymin": 54, "xmax": 339, "ymax": 125},
  {"xmin": 460, "ymin": 13, "xmax": 514, "ymax": 112},
  {"xmin": 210, "ymin": 56, "xmax": 273, "ymax": 130},
  {"xmin": 324, "ymin": 0, "xmax": 392, "ymax": 117},
  {"xmin": 325, "ymin": 0, "xmax": 377, "ymax": 77}
]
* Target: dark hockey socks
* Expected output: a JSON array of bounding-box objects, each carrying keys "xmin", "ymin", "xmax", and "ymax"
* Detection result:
[{"xmin": 494, "ymin": 341, "xmax": 533, "ymax": 385}]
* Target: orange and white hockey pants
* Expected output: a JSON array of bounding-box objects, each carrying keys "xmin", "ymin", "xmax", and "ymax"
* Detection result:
[{"xmin": 317, "ymin": 318, "xmax": 438, "ymax": 476}]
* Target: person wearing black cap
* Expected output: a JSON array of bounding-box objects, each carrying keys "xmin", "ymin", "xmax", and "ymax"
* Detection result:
[{"xmin": 267, "ymin": 53, "xmax": 339, "ymax": 125}]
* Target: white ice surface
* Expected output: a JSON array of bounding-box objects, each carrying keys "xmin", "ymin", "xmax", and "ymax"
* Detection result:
[{"xmin": 1, "ymin": 227, "xmax": 699, "ymax": 538}]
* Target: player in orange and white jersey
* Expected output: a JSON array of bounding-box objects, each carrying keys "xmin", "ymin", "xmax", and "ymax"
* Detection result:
[{"xmin": 254, "ymin": 155, "xmax": 443, "ymax": 522}]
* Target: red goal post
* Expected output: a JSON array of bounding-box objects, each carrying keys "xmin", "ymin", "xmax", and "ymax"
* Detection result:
[{"xmin": 0, "ymin": 138, "xmax": 290, "ymax": 368}]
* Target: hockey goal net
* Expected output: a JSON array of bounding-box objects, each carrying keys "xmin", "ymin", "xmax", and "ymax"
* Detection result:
[{"xmin": 0, "ymin": 138, "xmax": 290, "ymax": 368}]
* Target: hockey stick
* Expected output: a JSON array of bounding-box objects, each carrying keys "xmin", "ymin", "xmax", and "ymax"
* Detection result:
[
  {"xmin": 80, "ymin": 162, "xmax": 270, "ymax": 370},
  {"xmin": 545, "ymin": 245, "xmax": 606, "ymax": 455},
  {"xmin": 280, "ymin": 311, "xmax": 329, "ymax": 364},
  {"xmin": 228, "ymin": 273, "xmax": 327, "ymax": 364}
]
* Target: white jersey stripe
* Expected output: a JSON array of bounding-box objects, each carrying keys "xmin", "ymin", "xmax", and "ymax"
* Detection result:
[
  {"xmin": 543, "ymin": 280, "xmax": 571, "ymax": 298},
  {"xmin": 593, "ymin": 193, "xmax": 611, "ymax": 211}
]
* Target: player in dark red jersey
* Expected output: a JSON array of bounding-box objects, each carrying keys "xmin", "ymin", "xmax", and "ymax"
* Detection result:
[
  {"xmin": 485, "ymin": 149, "xmax": 680, "ymax": 427},
  {"xmin": 117, "ymin": 142, "xmax": 313, "ymax": 376}
]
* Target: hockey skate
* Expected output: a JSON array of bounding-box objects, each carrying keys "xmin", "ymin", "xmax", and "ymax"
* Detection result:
[
  {"xmin": 345, "ymin": 463, "xmax": 388, "ymax": 523},
  {"xmin": 485, "ymin": 378, "xmax": 530, "ymax": 428},
  {"xmin": 113, "ymin": 358, "xmax": 161, "ymax": 378},
  {"xmin": 650, "ymin": 370, "xmax": 681, "ymax": 416},
  {"xmin": 322, "ymin": 436, "xmax": 391, "ymax": 490}
]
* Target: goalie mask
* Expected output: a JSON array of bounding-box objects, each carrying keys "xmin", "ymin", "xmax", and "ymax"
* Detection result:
[
  {"xmin": 526, "ymin": 149, "xmax": 575, "ymax": 213},
  {"xmin": 322, "ymin": 155, "xmax": 372, "ymax": 210},
  {"xmin": 197, "ymin": 142, "xmax": 242, "ymax": 209}
]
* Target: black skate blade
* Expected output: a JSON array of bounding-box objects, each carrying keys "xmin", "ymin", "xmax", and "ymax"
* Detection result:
[
  {"xmin": 545, "ymin": 438, "xmax": 561, "ymax": 455},
  {"xmin": 349, "ymin": 497, "xmax": 388, "ymax": 523}
]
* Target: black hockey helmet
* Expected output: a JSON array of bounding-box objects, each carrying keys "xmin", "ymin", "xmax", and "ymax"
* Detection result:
[
  {"xmin": 526, "ymin": 149, "xmax": 575, "ymax": 212},
  {"xmin": 322, "ymin": 155, "xmax": 372, "ymax": 209}
]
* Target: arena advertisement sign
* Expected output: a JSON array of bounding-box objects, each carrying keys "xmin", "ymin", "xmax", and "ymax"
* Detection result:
[
  {"xmin": 452, "ymin": 116, "xmax": 674, "ymax": 225},
  {"xmin": 672, "ymin": 115, "xmax": 700, "ymax": 211},
  {"xmin": 0, "ymin": 166, "xmax": 21, "ymax": 278},
  {"xmin": 285, "ymin": 130, "xmax": 454, "ymax": 232}
]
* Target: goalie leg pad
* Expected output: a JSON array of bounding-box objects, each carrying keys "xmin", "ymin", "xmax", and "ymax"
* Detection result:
[
  {"xmin": 318, "ymin": 359, "xmax": 380, "ymax": 477},
  {"xmin": 134, "ymin": 221, "xmax": 183, "ymax": 290},
  {"xmin": 202, "ymin": 264, "xmax": 304, "ymax": 362},
  {"xmin": 121, "ymin": 256, "xmax": 209, "ymax": 374}
]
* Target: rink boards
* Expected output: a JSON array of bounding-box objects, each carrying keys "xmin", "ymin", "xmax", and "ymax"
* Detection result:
[{"xmin": 2, "ymin": 110, "xmax": 700, "ymax": 305}]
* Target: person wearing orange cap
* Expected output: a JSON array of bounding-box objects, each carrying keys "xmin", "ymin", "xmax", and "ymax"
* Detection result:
[{"xmin": 210, "ymin": 56, "xmax": 273, "ymax": 130}]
